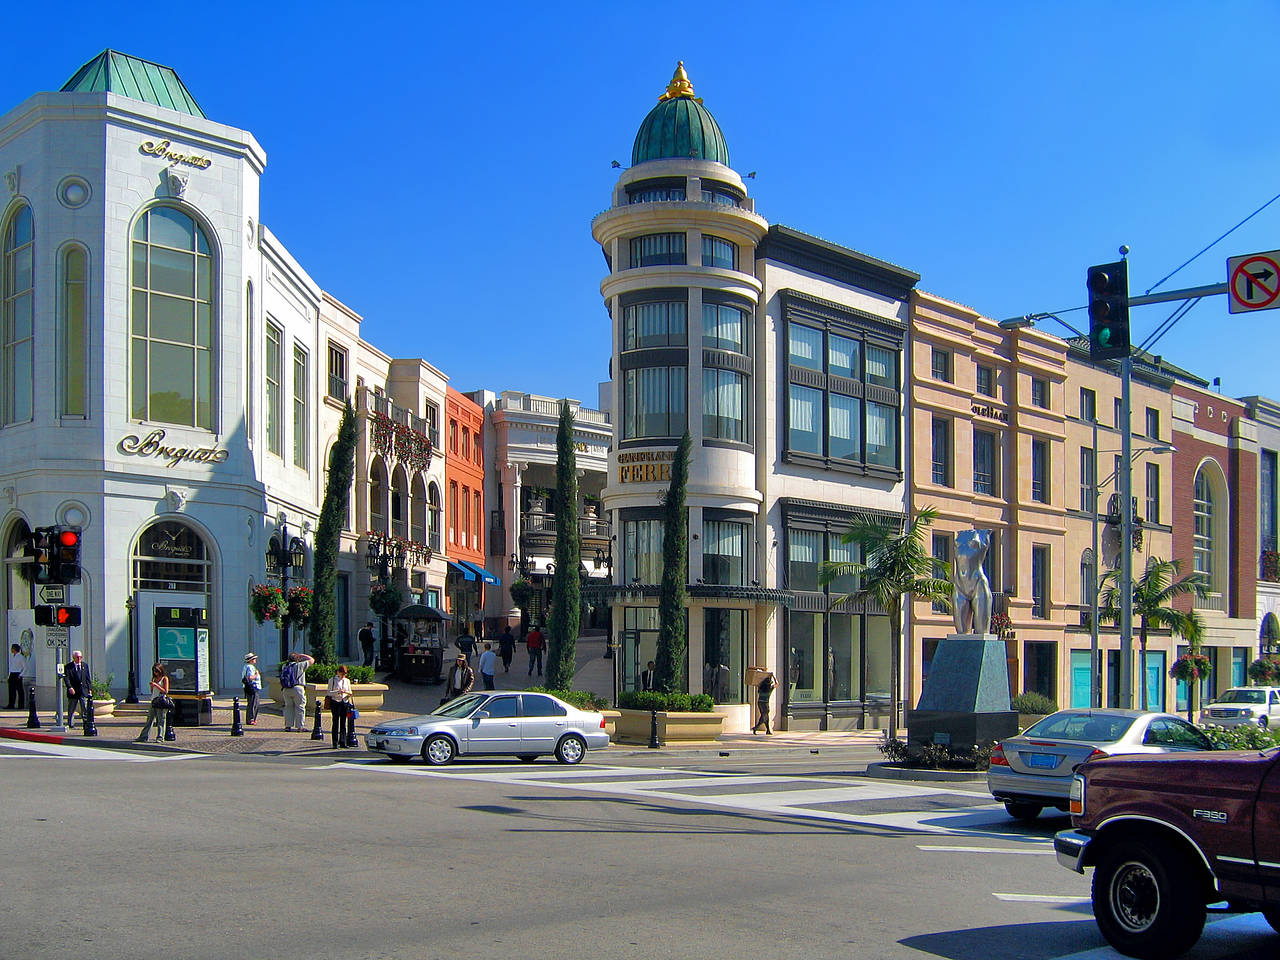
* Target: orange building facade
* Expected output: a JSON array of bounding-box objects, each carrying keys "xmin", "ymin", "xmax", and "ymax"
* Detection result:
[{"xmin": 444, "ymin": 387, "xmax": 490, "ymax": 634}]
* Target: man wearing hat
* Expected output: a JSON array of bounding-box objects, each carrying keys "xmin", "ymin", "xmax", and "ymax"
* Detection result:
[
  {"xmin": 444, "ymin": 653, "xmax": 474, "ymax": 702},
  {"xmin": 241, "ymin": 652, "xmax": 263, "ymax": 725}
]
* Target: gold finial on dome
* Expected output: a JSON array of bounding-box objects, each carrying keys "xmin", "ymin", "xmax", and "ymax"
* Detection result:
[{"xmin": 658, "ymin": 61, "xmax": 702, "ymax": 104}]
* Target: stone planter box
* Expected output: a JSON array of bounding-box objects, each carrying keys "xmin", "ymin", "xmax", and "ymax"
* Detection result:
[
  {"xmin": 266, "ymin": 678, "xmax": 388, "ymax": 712},
  {"xmin": 92, "ymin": 699, "xmax": 116, "ymax": 718},
  {"xmin": 612, "ymin": 708, "xmax": 724, "ymax": 745},
  {"xmin": 600, "ymin": 710, "xmax": 620, "ymax": 739}
]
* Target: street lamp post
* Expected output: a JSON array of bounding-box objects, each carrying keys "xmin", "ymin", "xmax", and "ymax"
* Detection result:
[
  {"xmin": 124, "ymin": 596, "xmax": 139, "ymax": 704},
  {"xmin": 266, "ymin": 521, "xmax": 307, "ymax": 664},
  {"xmin": 366, "ymin": 538, "xmax": 407, "ymax": 659},
  {"xmin": 594, "ymin": 545, "xmax": 614, "ymax": 658}
]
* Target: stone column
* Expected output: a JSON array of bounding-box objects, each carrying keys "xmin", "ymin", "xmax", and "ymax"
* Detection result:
[{"xmin": 504, "ymin": 462, "xmax": 524, "ymax": 618}]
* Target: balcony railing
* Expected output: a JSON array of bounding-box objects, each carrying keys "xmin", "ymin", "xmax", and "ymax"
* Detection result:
[
  {"xmin": 520, "ymin": 510, "xmax": 611, "ymax": 540},
  {"xmin": 367, "ymin": 391, "xmax": 428, "ymax": 435},
  {"xmin": 498, "ymin": 393, "xmax": 611, "ymax": 425},
  {"xmin": 328, "ymin": 374, "xmax": 348, "ymax": 401}
]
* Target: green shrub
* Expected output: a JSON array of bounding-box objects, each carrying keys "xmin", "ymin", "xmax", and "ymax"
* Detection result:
[
  {"xmin": 304, "ymin": 663, "xmax": 376, "ymax": 684},
  {"xmin": 881, "ymin": 739, "xmax": 992, "ymax": 771},
  {"xmin": 1011, "ymin": 691, "xmax": 1057, "ymax": 715},
  {"xmin": 617, "ymin": 690, "xmax": 714, "ymax": 712},
  {"xmin": 90, "ymin": 673, "xmax": 115, "ymax": 701},
  {"xmin": 1202, "ymin": 723, "xmax": 1280, "ymax": 751},
  {"xmin": 879, "ymin": 737, "xmax": 911, "ymax": 763},
  {"xmin": 526, "ymin": 686, "xmax": 609, "ymax": 711}
]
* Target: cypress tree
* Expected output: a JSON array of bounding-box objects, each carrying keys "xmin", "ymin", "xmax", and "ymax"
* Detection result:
[
  {"xmin": 654, "ymin": 431, "xmax": 691, "ymax": 693},
  {"xmin": 546, "ymin": 400, "xmax": 580, "ymax": 689},
  {"xmin": 309, "ymin": 399, "xmax": 358, "ymax": 664}
]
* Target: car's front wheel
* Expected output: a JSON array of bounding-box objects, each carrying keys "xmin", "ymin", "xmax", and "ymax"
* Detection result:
[
  {"xmin": 1004, "ymin": 801, "xmax": 1042, "ymax": 821},
  {"xmin": 1092, "ymin": 841, "xmax": 1206, "ymax": 959},
  {"xmin": 422, "ymin": 734, "xmax": 456, "ymax": 766},
  {"xmin": 555, "ymin": 734, "xmax": 587, "ymax": 765}
]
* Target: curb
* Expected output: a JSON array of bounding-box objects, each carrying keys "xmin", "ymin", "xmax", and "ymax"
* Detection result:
[
  {"xmin": 0, "ymin": 727, "xmax": 65, "ymax": 746},
  {"xmin": 864, "ymin": 760, "xmax": 988, "ymax": 783}
]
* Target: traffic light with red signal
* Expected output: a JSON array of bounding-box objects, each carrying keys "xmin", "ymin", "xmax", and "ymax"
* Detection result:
[
  {"xmin": 55, "ymin": 527, "xmax": 82, "ymax": 584},
  {"xmin": 34, "ymin": 605, "xmax": 81, "ymax": 626}
]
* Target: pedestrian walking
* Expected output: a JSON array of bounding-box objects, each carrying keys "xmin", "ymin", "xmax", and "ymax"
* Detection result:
[
  {"xmin": 445, "ymin": 654, "xmax": 474, "ymax": 701},
  {"xmin": 6, "ymin": 643, "xmax": 26, "ymax": 710},
  {"xmin": 526, "ymin": 625, "xmax": 544, "ymax": 677},
  {"xmin": 240, "ymin": 653, "xmax": 262, "ymax": 725},
  {"xmin": 136, "ymin": 662, "xmax": 172, "ymax": 742},
  {"xmin": 326, "ymin": 664, "xmax": 354, "ymax": 749},
  {"xmin": 63, "ymin": 649, "xmax": 91, "ymax": 729},
  {"xmin": 751, "ymin": 670, "xmax": 777, "ymax": 735},
  {"xmin": 478, "ymin": 642, "xmax": 497, "ymax": 690},
  {"xmin": 358, "ymin": 621, "xmax": 376, "ymax": 668},
  {"xmin": 279, "ymin": 651, "xmax": 314, "ymax": 732},
  {"xmin": 641, "ymin": 660, "xmax": 657, "ymax": 692},
  {"xmin": 497, "ymin": 627, "xmax": 515, "ymax": 673}
]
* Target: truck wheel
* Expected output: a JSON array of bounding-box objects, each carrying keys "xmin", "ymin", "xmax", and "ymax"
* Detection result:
[
  {"xmin": 1004, "ymin": 801, "xmax": 1042, "ymax": 821},
  {"xmin": 1092, "ymin": 841, "xmax": 1205, "ymax": 959}
]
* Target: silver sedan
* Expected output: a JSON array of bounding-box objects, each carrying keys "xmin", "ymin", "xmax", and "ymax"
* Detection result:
[
  {"xmin": 987, "ymin": 708, "xmax": 1215, "ymax": 821},
  {"xmin": 364, "ymin": 691, "xmax": 610, "ymax": 765}
]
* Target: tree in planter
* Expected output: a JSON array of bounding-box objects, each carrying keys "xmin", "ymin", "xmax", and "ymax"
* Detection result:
[
  {"xmin": 819, "ymin": 506, "xmax": 952, "ymax": 743},
  {"xmin": 654, "ymin": 431, "xmax": 691, "ymax": 694},
  {"xmin": 546, "ymin": 401, "xmax": 580, "ymax": 690},
  {"xmin": 309, "ymin": 399, "xmax": 358, "ymax": 664},
  {"xmin": 1099, "ymin": 556, "xmax": 1206, "ymax": 711}
]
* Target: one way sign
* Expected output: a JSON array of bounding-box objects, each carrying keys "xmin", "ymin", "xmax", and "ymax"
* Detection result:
[{"xmin": 1228, "ymin": 251, "xmax": 1280, "ymax": 313}]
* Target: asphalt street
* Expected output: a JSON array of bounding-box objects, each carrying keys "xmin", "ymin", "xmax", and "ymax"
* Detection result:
[{"xmin": 1, "ymin": 742, "xmax": 1277, "ymax": 960}]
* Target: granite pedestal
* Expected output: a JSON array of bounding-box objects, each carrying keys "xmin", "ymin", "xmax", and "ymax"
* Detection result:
[{"xmin": 907, "ymin": 633, "xmax": 1017, "ymax": 753}]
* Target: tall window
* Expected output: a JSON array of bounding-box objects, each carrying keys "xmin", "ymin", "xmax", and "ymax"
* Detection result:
[
  {"xmin": 265, "ymin": 322, "xmax": 282, "ymax": 455},
  {"xmin": 1145, "ymin": 407, "xmax": 1160, "ymax": 440},
  {"xmin": 976, "ymin": 363, "xmax": 994, "ymax": 397},
  {"xmin": 788, "ymin": 529, "xmax": 822, "ymax": 591},
  {"xmin": 327, "ymin": 341, "xmax": 348, "ymax": 400},
  {"xmin": 931, "ymin": 417, "xmax": 951, "ymax": 486},
  {"xmin": 1193, "ymin": 469, "xmax": 1214, "ymax": 583},
  {"xmin": 473, "ymin": 490, "xmax": 482, "ymax": 550},
  {"xmin": 1031, "ymin": 438, "xmax": 1048, "ymax": 503},
  {"xmin": 703, "ymin": 368, "xmax": 745, "ymax": 441},
  {"xmin": 425, "ymin": 402, "xmax": 439, "ymax": 447},
  {"xmin": 1031, "ymin": 545, "xmax": 1049, "ymax": 618},
  {"xmin": 61, "ymin": 245, "xmax": 88, "ymax": 417},
  {"xmin": 703, "ymin": 518, "xmax": 748, "ymax": 585},
  {"xmin": 1114, "ymin": 397, "xmax": 1123, "ymax": 430},
  {"xmin": 623, "ymin": 518, "xmax": 664, "ymax": 583},
  {"xmin": 931, "ymin": 347, "xmax": 951, "ymax": 382},
  {"xmin": 703, "ymin": 302, "xmax": 746, "ymax": 353},
  {"xmin": 1080, "ymin": 447, "xmax": 1096, "ymax": 512},
  {"xmin": 1080, "ymin": 387, "xmax": 1096, "ymax": 422},
  {"xmin": 1080, "ymin": 549, "xmax": 1097, "ymax": 608},
  {"xmin": 462, "ymin": 428, "xmax": 470, "ymax": 461},
  {"xmin": 624, "ymin": 300, "xmax": 686, "ymax": 349},
  {"xmin": 932, "ymin": 533, "xmax": 951, "ymax": 612},
  {"xmin": 1, "ymin": 204, "xmax": 34, "ymax": 425},
  {"xmin": 630, "ymin": 233, "xmax": 685, "ymax": 267},
  {"xmin": 1263, "ymin": 451, "xmax": 1278, "ymax": 553},
  {"xmin": 623, "ymin": 366, "xmax": 686, "ymax": 439},
  {"xmin": 462, "ymin": 485, "xmax": 470, "ymax": 551},
  {"xmin": 130, "ymin": 206, "xmax": 213, "ymax": 428},
  {"xmin": 973, "ymin": 429, "xmax": 997, "ymax": 496},
  {"xmin": 1031, "ymin": 377, "xmax": 1048, "ymax": 409},
  {"xmin": 292, "ymin": 345, "xmax": 308, "ymax": 469},
  {"xmin": 1146, "ymin": 462, "xmax": 1160, "ymax": 526},
  {"xmin": 448, "ymin": 481, "xmax": 458, "ymax": 544},
  {"xmin": 701, "ymin": 235, "xmax": 737, "ymax": 269}
]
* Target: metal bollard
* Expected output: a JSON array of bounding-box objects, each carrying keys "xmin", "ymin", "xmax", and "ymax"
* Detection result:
[
  {"xmin": 25, "ymin": 685, "xmax": 40, "ymax": 729},
  {"xmin": 82, "ymin": 697, "xmax": 98, "ymax": 737},
  {"xmin": 310, "ymin": 698, "xmax": 324, "ymax": 741},
  {"xmin": 648, "ymin": 708, "xmax": 661, "ymax": 749},
  {"xmin": 230, "ymin": 697, "xmax": 244, "ymax": 737},
  {"xmin": 164, "ymin": 705, "xmax": 176, "ymax": 741},
  {"xmin": 346, "ymin": 706, "xmax": 359, "ymax": 749}
]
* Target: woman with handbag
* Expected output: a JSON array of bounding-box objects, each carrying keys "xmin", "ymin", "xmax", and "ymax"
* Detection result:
[
  {"xmin": 135, "ymin": 662, "xmax": 172, "ymax": 742},
  {"xmin": 326, "ymin": 664, "xmax": 354, "ymax": 749}
]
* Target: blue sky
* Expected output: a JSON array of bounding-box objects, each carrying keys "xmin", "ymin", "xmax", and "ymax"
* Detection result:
[{"xmin": 5, "ymin": 2, "xmax": 1279, "ymax": 404}]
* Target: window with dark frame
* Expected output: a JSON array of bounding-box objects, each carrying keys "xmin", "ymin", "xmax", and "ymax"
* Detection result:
[
  {"xmin": 973, "ymin": 429, "xmax": 997, "ymax": 496},
  {"xmin": 701, "ymin": 235, "xmax": 737, "ymax": 270},
  {"xmin": 630, "ymin": 233, "xmax": 685, "ymax": 267},
  {"xmin": 931, "ymin": 533, "xmax": 950, "ymax": 612},
  {"xmin": 326, "ymin": 341, "xmax": 348, "ymax": 401},
  {"xmin": 931, "ymin": 417, "xmax": 951, "ymax": 486},
  {"xmin": 1145, "ymin": 406, "xmax": 1160, "ymax": 440},
  {"xmin": 1146, "ymin": 462, "xmax": 1160, "ymax": 525},
  {"xmin": 1080, "ymin": 447, "xmax": 1096, "ymax": 512},
  {"xmin": 931, "ymin": 347, "xmax": 951, "ymax": 382},
  {"xmin": 1031, "ymin": 438, "xmax": 1048, "ymax": 503},
  {"xmin": 1031, "ymin": 545, "xmax": 1049, "ymax": 618},
  {"xmin": 1080, "ymin": 387, "xmax": 1096, "ymax": 423},
  {"xmin": 1031, "ymin": 377, "xmax": 1048, "ymax": 409},
  {"xmin": 976, "ymin": 363, "xmax": 994, "ymax": 397}
]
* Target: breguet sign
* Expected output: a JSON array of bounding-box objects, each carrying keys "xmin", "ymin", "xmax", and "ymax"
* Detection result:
[
  {"xmin": 618, "ymin": 450, "xmax": 674, "ymax": 483},
  {"xmin": 139, "ymin": 139, "xmax": 213, "ymax": 169},
  {"xmin": 119, "ymin": 430, "xmax": 230, "ymax": 468}
]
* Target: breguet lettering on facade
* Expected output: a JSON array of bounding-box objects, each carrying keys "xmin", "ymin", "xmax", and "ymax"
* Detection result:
[
  {"xmin": 617, "ymin": 449, "xmax": 674, "ymax": 483},
  {"xmin": 118, "ymin": 429, "xmax": 230, "ymax": 468},
  {"xmin": 139, "ymin": 139, "xmax": 213, "ymax": 169}
]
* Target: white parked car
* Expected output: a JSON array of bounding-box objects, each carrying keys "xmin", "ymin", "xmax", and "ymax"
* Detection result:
[
  {"xmin": 365, "ymin": 691, "xmax": 610, "ymax": 765},
  {"xmin": 1200, "ymin": 686, "xmax": 1280, "ymax": 729}
]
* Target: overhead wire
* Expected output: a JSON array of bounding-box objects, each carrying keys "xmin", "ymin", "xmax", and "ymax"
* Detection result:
[{"xmin": 1144, "ymin": 190, "xmax": 1280, "ymax": 295}]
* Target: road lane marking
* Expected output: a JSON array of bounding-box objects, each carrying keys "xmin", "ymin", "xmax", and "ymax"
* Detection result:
[
  {"xmin": 920, "ymin": 844, "xmax": 1054, "ymax": 855},
  {"xmin": 0, "ymin": 741, "xmax": 207, "ymax": 762}
]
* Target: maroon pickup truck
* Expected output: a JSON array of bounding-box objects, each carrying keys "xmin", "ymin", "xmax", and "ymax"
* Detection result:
[{"xmin": 1054, "ymin": 746, "xmax": 1280, "ymax": 958}]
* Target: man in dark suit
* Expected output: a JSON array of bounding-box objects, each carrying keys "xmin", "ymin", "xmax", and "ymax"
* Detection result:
[
  {"xmin": 63, "ymin": 649, "xmax": 91, "ymax": 728},
  {"xmin": 641, "ymin": 660, "xmax": 657, "ymax": 692}
]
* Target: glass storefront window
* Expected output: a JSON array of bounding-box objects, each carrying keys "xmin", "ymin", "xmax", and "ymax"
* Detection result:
[
  {"xmin": 829, "ymin": 614, "xmax": 859, "ymax": 701},
  {"xmin": 621, "ymin": 607, "xmax": 686, "ymax": 692},
  {"xmin": 788, "ymin": 530, "xmax": 821, "ymax": 591},
  {"xmin": 703, "ymin": 520, "xmax": 746, "ymax": 585},
  {"xmin": 702, "ymin": 303, "xmax": 746, "ymax": 353},
  {"xmin": 864, "ymin": 615, "xmax": 892, "ymax": 706},
  {"xmin": 703, "ymin": 608, "xmax": 746, "ymax": 704},
  {"xmin": 1024, "ymin": 641, "xmax": 1057, "ymax": 700},
  {"xmin": 624, "ymin": 300, "xmax": 687, "ymax": 349},
  {"xmin": 623, "ymin": 519, "xmax": 663, "ymax": 584},
  {"xmin": 788, "ymin": 612, "xmax": 822, "ymax": 703}
]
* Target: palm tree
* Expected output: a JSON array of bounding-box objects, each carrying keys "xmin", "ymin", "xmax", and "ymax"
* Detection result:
[
  {"xmin": 1098, "ymin": 557, "xmax": 1207, "ymax": 712},
  {"xmin": 820, "ymin": 507, "xmax": 952, "ymax": 741}
]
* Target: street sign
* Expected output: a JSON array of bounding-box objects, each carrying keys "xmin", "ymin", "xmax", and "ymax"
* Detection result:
[
  {"xmin": 38, "ymin": 584, "xmax": 66, "ymax": 604},
  {"xmin": 45, "ymin": 625, "xmax": 69, "ymax": 646},
  {"xmin": 1228, "ymin": 251, "xmax": 1280, "ymax": 313}
]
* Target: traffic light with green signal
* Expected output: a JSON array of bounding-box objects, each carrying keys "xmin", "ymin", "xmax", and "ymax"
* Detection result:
[{"xmin": 1087, "ymin": 260, "xmax": 1131, "ymax": 361}]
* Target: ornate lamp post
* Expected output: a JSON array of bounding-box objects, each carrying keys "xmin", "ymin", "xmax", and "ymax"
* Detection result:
[
  {"xmin": 593, "ymin": 545, "xmax": 614, "ymax": 658},
  {"xmin": 266, "ymin": 520, "xmax": 308, "ymax": 663},
  {"xmin": 124, "ymin": 596, "xmax": 139, "ymax": 703},
  {"xmin": 366, "ymin": 538, "xmax": 407, "ymax": 654}
]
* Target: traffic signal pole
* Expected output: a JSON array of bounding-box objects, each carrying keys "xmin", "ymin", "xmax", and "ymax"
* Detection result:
[{"xmin": 1119, "ymin": 356, "xmax": 1135, "ymax": 709}]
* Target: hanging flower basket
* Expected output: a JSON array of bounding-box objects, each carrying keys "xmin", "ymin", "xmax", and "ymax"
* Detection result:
[
  {"xmin": 1170, "ymin": 651, "xmax": 1212, "ymax": 683},
  {"xmin": 367, "ymin": 412, "xmax": 433, "ymax": 472},
  {"xmin": 1262, "ymin": 551, "xmax": 1280, "ymax": 583},
  {"xmin": 286, "ymin": 585, "xmax": 314, "ymax": 629},
  {"xmin": 369, "ymin": 582, "xmax": 403, "ymax": 618},
  {"xmin": 250, "ymin": 584, "xmax": 286, "ymax": 628},
  {"xmin": 988, "ymin": 612, "xmax": 1013, "ymax": 637},
  {"xmin": 509, "ymin": 578, "xmax": 534, "ymax": 610},
  {"xmin": 1248, "ymin": 656, "xmax": 1280, "ymax": 685}
]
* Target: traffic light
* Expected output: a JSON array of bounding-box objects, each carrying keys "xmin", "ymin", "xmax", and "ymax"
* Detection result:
[
  {"xmin": 1087, "ymin": 259, "xmax": 1131, "ymax": 361},
  {"xmin": 28, "ymin": 527, "xmax": 56, "ymax": 584},
  {"xmin": 34, "ymin": 605, "xmax": 81, "ymax": 627},
  {"xmin": 55, "ymin": 526, "xmax": 82, "ymax": 584}
]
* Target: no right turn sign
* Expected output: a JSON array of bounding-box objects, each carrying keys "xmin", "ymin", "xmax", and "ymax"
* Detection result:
[{"xmin": 1228, "ymin": 251, "xmax": 1280, "ymax": 313}]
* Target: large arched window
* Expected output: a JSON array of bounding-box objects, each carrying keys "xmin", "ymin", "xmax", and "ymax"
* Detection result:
[
  {"xmin": 390, "ymin": 466, "xmax": 408, "ymax": 539},
  {"xmin": 61, "ymin": 244, "xmax": 88, "ymax": 417},
  {"xmin": 130, "ymin": 206, "xmax": 214, "ymax": 428},
  {"xmin": 1193, "ymin": 467, "xmax": 1216, "ymax": 588},
  {"xmin": 369, "ymin": 459, "xmax": 388, "ymax": 535},
  {"xmin": 2, "ymin": 204, "xmax": 34, "ymax": 425},
  {"xmin": 410, "ymin": 474, "xmax": 427, "ymax": 546}
]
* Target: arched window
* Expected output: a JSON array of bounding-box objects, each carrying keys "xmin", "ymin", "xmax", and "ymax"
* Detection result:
[
  {"xmin": 428, "ymin": 482, "xmax": 441, "ymax": 552},
  {"xmin": 2, "ymin": 204, "xmax": 34, "ymax": 425},
  {"xmin": 410, "ymin": 474, "xmax": 427, "ymax": 546},
  {"xmin": 1193, "ymin": 467, "xmax": 1216, "ymax": 588},
  {"xmin": 1080, "ymin": 548, "xmax": 1096, "ymax": 609},
  {"xmin": 61, "ymin": 245, "xmax": 88, "ymax": 417},
  {"xmin": 132, "ymin": 520, "xmax": 211, "ymax": 592},
  {"xmin": 390, "ymin": 466, "xmax": 408, "ymax": 539},
  {"xmin": 369, "ymin": 459, "xmax": 388, "ymax": 535},
  {"xmin": 130, "ymin": 206, "xmax": 214, "ymax": 428}
]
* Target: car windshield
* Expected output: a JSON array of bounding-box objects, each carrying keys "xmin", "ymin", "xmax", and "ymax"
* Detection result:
[
  {"xmin": 1218, "ymin": 689, "xmax": 1265, "ymax": 704},
  {"xmin": 1022, "ymin": 712, "xmax": 1134, "ymax": 742},
  {"xmin": 432, "ymin": 694, "xmax": 485, "ymax": 718}
]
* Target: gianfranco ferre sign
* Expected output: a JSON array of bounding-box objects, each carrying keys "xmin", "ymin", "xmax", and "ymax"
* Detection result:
[
  {"xmin": 139, "ymin": 139, "xmax": 213, "ymax": 169},
  {"xmin": 618, "ymin": 449, "xmax": 674, "ymax": 483},
  {"xmin": 118, "ymin": 430, "xmax": 229, "ymax": 468}
]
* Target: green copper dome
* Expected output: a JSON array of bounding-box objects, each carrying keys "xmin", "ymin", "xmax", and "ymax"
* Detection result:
[
  {"xmin": 61, "ymin": 50, "xmax": 205, "ymax": 118},
  {"xmin": 631, "ymin": 63, "xmax": 729, "ymax": 167}
]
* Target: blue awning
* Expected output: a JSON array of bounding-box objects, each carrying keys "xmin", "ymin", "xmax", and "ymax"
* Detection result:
[
  {"xmin": 457, "ymin": 560, "xmax": 499, "ymax": 585},
  {"xmin": 446, "ymin": 560, "xmax": 475, "ymax": 581}
]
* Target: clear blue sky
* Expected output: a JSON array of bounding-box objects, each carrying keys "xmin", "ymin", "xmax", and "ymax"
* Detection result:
[{"xmin": 5, "ymin": 2, "xmax": 1279, "ymax": 404}]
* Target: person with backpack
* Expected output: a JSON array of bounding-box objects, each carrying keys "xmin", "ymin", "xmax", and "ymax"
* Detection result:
[{"xmin": 280, "ymin": 651, "xmax": 314, "ymax": 732}]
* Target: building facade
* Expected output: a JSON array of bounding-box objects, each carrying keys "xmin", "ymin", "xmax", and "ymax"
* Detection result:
[{"xmin": 443, "ymin": 386, "xmax": 492, "ymax": 634}]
